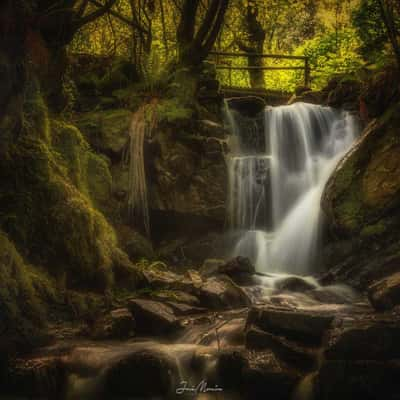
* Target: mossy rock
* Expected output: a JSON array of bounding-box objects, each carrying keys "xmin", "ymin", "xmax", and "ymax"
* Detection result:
[
  {"xmin": 116, "ymin": 224, "xmax": 155, "ymax": 261},
  {"xmin": 51, "ymin": 119, "xmax": 112, "ymax": 212},
  {"xmin": 0, "ymin": 134, "xmax": 119, "ymax": 290},
  {"xmin": 155, "ymin": 98, "xmax": 194, "ymax": 125},
  {"xmin": 74, "ymin": 109, "xmax": 132, "ymax": 159},
  {"xmin": 0, "ymin": 231, "xmax": 46, "ymax": 354},
  {"xmin": 323, "ymin": 101, "xmax": 400, "ymax": 236}
]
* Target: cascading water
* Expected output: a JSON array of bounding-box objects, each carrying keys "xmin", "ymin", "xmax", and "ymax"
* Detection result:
[
  {"xmin": 226, "ymin": 101, "xmax": 358, "ymax": 275},
  {"xmin": 124, "ymin": 101, "xmax": 157, "ymax": 237}
]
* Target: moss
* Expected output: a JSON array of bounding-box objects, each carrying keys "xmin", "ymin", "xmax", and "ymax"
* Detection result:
[
  {"xmin": 51, "ymin": 119, "xmax": 112, "ymax": 211},
  {"xmin": 74, "ymin": 108, "xmax": 131, "ymax": 156},
  {"xmin": 0, "ymin": 231, "xmax": 46, "ymax": 350},
  {"xmin": 0, "ymin": 131, "xmax": 118, "ymax": 290},
  {"xmin": 51, "ymin": 120, "xmax": 89, "ymax": 191},
  {"xmin": 361, "ymin": 221, "xmax": 387, "ymax": 238},
  {"xmin": 155, "ymin": 98, "xmax": 193, "ymax": 124},
  {"xmin": 22, "ymin": 79, "xmax": 50, "ymax": 143}
]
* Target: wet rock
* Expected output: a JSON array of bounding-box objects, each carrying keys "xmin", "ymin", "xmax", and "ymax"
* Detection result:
[
  {"xmin": 220, "ymin": 256, "xmax": 256, "ymax": 276},
  {"xmin": 128, "ymin": 299, "xmax": 181, "ymax": 335},
  {"xmin": 368, "ymin": 272, "xmax": 400, "ymax": 311},
  {"xmin": 315, "ymin": 359, "xmax": 400, "ymax": 400},
  {"xmin": 92, "ymin": 308, "xmax": 135, "ymax": 340},
  {"xmin": 242, "ymin": 349, "xmax": 302, "ymax": 400},
  {"xmin": 275, "ymin": 276, "xmax": 318, "ymax": 293},
  {"xmin": 165, "ymin": 301, "xmax": 206, "ymax": 316},
  {"xmin": 200, "ymin": 256, "xmax": 256, "ymax": 280},
  {"xmin": 198, "ymin": 275, "xmax": 251, "ymax": 309},
  {"xmin": 247, "ymin": 306, "xmax": 334, "ymax": 343},
  {"xmin": 307, "ymin": 285, "xmax": 358, "ymax": 304},
  {"xmin": 3, "ymin": 355, "xmax": 66, "ymax": 398},
  {"xmin": 149, "ymin": 289, "xmax": 201, "ymax": 307},
  {"xmin": 246, "ymin": 326, "xmax": 315, "ymax": 370},
  {"xmin": 200, "ymin": 258, "xmax": 226, "ymax": 276},
  {"xmin": 217, "ymin": 348, "xmax": 249, "ymax": 389},
  {"xmin": 325, "ymin": 319, "xmax": 400, "ymax": 361},
  {"xmin": 104, "ymin": 349, "xmax": 179, "ymax": 398},
  {"xmin": 217, "ymin": 347, "xmax": 302, "ymax": 398}
]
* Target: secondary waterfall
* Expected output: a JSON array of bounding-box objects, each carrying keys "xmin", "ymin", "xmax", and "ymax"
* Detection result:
[{"xmin": 226, "ymin": 101, "xmax": 358, "ymax": 275}]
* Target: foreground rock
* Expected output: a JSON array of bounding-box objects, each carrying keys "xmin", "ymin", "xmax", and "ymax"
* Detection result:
[
  {"xmin": 246, "ymin": 326, "xmax": 315, "ymax": 370},
  {"xmin": 103, "ymin": 348, "xmax": 180, "ymax": 398},
  {"xmin": 91, "ymin": 308, "xmax": 135, "ymax": 340},
  {"xmin": 128, "ymin": 299, "xmax": 182, "ymax": 335},
  {"xmin": 247, "ymin": 306, "xmax": 334, "ymax": 343},
  {"xmin": 368, "ymin": 272, "xmax": 400, "ymax": 311},
  {"xmin": 200, "ymin": 256, "xmax": 256, "ymax": 284},
  {"xmin": 217, "ymin": 348, "xmax": 301, "ymax": 400},
  {"xmin": 142, "ymin": 265, "xmax": 252, "ymax": 310},
  {"xmin": 316, "ymin": 315, "xmax": 400, "ymax": 399},
  {"xmin": 324, "ymin": 317, "xmax": 400, "ymax": 360},
  {"xmin": 275, "ymin": 276, "xmax": 318, "ymax": 293},
  {"xmin": 198, "ymin": 275, "xmax": 251, "ymax": 309}
]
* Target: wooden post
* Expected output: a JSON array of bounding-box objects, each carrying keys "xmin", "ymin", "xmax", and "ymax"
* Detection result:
[{"xmin": 304, "ymin": 57, "xmax": 310, "ymax": 87}]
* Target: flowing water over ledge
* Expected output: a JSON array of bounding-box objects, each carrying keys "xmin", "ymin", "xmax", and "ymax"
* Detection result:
[{"xmin": 226, "ymin": 101, "xmax": 359, "ymax": 275}]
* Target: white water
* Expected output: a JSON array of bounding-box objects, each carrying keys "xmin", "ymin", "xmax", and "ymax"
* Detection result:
[{"xmin": 226, "ymin": 102, "xmax": 358, "ymax": 275}]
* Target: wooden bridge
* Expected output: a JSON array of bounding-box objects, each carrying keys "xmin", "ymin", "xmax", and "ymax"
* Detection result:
[{"xmin": 208, "ymin": 51, "xmax": 310, "ymax": 97}]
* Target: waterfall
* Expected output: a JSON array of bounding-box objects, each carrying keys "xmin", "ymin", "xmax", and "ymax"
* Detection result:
[
  {"xmin": 124, "ymin": 102, "xmax": 157, "ymax": 237},
  {"xmin": 226, "ymin": 101, "xmax": 358, "ymax": 275}
]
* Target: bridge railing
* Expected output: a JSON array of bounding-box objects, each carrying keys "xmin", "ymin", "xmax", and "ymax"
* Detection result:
[{"xmin": 208, "ymin": 51, "xmax": 310, "ymax": 88}]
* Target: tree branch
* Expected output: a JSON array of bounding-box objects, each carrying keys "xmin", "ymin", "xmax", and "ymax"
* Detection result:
[{"xmin": 76, "ymin": 0, "xmax": 117, "ymax": 28}]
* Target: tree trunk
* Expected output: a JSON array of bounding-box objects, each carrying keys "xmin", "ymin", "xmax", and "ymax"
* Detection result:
[{"xmin": 237, "ymin": 2, "xmax": 266, "ymax": 89}]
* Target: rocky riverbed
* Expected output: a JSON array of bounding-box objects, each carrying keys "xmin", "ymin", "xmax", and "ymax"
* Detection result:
[{"xmin": 2, "ymin": 257, "xmax": 399, "ymax": 400}]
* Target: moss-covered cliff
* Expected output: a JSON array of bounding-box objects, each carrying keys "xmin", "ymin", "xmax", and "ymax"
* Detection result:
[{"xmin": 322, "ymin": 101, "xmax": 400, "ymax": 287}]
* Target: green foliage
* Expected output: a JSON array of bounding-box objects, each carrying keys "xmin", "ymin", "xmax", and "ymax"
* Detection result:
[
  {"xmin": 155, "ymin": 98, "xmax": 194, "ymax": 124},
  {"xmin": 352, "ymin": 0, "xmax": 398, "ymax": 65},
  {"xmin": 294, "ymin": 28, "xmax": 364, "ymax": 89}
]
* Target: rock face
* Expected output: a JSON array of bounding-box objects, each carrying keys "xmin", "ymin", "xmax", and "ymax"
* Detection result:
[
  {"xmin": 368, "ymin": 272, "xmax": 400, "ymax": 311},
  {"xmin": 322, "ymin": 102, "xmax": 400, "ymax": 288},
  {"xmin": 148, "ymin": 118, "xmax": 228, "ymax": 242}
]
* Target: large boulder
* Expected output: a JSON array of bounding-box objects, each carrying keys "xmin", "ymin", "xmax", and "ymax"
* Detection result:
[
  {"xmin": 322, "ymin": 102, "xmax": 400, "ymax": 287},
  {"xmin": 316, "ymin": 359, "xmax": 400, "ymax": 400},
  {"xmin": 368, "ymin": 272, "xmax": 400, "ymax": 311},
  {"xmin": 324, "ymin": 319, "xmax": 400, "ymax": 361},
  {"xmin": 103, "ymin": 349, "xmax": 180, "ymax": 398}
]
